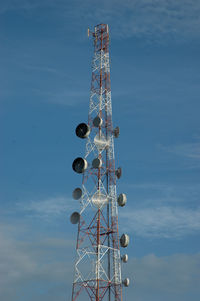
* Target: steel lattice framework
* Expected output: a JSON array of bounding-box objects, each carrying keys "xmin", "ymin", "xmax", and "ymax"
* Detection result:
[{"xmin": 71, "ymin": 24, "xmax": 128, "ymax": 301}]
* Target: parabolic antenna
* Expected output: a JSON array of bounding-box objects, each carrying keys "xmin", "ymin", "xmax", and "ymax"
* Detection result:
[
  {"xmin": 72, "ymin": 157, "xmax": 88, "ymax": 173},
  {"xmin": 121, "ymin": 254, "xmax": 128, "ymax": 263},
  {"xmin": 117, "ymin": 193, "xmax": 127, "ymax": 207},
  {"xmin": 113, "ymin": 126, "xmax": 120, "ymax": 138},
  {"xmin": 76, "ymin": 123, "xmax": 90, "ymax": 139},
  {"xmin": 92, "ymin": 158, "xmax": 102, "ymax": 169},
  {"xmin": 92, "ymin": 191, "xmax": 108, "ymax": 208},
  {"xmin": 70, "ymin": 212, "xmax": 80, "ymax": 224},
  {"xmin": 94, "ymin": 133, "xmax": 109, "ymax": 151},
  {"xmin": 120, "ymin": 234, "xmax": 129, "ymax": 248},
  {"xmin": 115, "ymin": 167, "xmax": 122, "ymax": 179},
  {"xmin": 72, "ymin": 188, "xmax": 82, "ymax": 200},
  {"xmin": 123, "ymin": 278, "xmax": 130, "ymax": 287},
  {"xmin": 93, "ymin": 116, "xmax": 103, "ymax": 127}
]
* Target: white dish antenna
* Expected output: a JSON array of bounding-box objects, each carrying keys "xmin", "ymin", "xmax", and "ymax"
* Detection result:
[
  {"xmin": 117, "ymin": 193, "xmax": 127, "ymax": 207},
  {"xmin": 94, "ymin": 133, "xmax": 109, "ymax": 151},
  {"xmin": 123, "ymin": 278, "xmax": 130, "ymax": 287},
  {"xmin": 120, "ymin": 234, "xmax": 130, "ymax": 248},
  {"xmin": 92, "ymin": 191, "xmax": 108, "ymax": 208},
  {"xmin": 121, "ymin": 254, "xmax": 128, "ymax": 263}
]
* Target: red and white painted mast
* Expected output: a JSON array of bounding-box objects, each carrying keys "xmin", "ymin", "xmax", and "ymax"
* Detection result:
[{"xmin": 71, "ymin": 24, "xmax": 129, "ymax": 301}]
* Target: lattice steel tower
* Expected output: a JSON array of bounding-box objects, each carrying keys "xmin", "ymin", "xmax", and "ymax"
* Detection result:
[{"xmin": 70, "ymin": 24, "xmax": 129, "ymax": 301}]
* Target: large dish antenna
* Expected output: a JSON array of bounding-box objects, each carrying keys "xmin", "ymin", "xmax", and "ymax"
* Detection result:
[
  {"xmin": 76, "ymin": 123, "xmax": 90, "ymax": 139},
  {"xmin": 72, "ymin": 157, "xmax": 88, "ymax": 173}
]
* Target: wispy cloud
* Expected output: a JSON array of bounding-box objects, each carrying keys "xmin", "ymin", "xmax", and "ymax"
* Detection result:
[
  {"xmin": 15, "ymin": 188, "xmax": 200, "ymax": 239},
  {"xmin": 34, "ymin": 89, "xmax": 89, "ymax": 106},
  {"xmin": 0, "ymin": 0, "xmax": 56, "ymax": 14},
  {"xmin": 120, "ymin": 206, "xmax": 200, "ymax": 238},
  {"xmin": 69, "ymin": 0, "xmax": 200, "ymax": 42},
  {"xmin": 162, "ymin": 142, "xmax": 200, "ymax": 159},
  {"xmin": 128, "ymin": 182, "xmax": 200, "ymax": 206},
  {"xmin": 1, "ymin": 0, "xmax": 200, "ymax": 42},
  {"xmin": 17, "ymin": 196, "xmax": 77, "ymax": 219}
]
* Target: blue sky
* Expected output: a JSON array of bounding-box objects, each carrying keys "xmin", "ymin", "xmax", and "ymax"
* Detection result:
[{"xmin": 0, "ymin": 0, "xmax": 200, "ymax": 300}]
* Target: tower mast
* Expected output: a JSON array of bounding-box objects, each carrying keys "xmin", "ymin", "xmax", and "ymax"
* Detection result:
[{"xmin": 71, "ymin": 24, "xmax": 129, "ymax": 301}]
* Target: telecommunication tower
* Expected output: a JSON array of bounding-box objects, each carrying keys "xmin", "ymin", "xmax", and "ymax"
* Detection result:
[{"xmin": 70, "ymin": 24, "xmax": 130, "ymax": 301}]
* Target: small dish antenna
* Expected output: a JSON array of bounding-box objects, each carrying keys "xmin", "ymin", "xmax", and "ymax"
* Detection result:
[
  {"xmin": 92, "ymin": 158, "xmax": 102, "ymax": 169},
  {"xmin": 121, "ymin": 254, "xmax": 128, "ymax": 263},
  {"xmin": 113, "ymin": 126, "xmax": 120, "ymax": 138},
  {"xmin": 120, "ymin": 234, "xmax": 129, "ymax": 248},
  {"xmin": 115, "ymin": 167, "xmax": 122, "ymax": 179},
  {"xmin": 72, "ymin": 188, "xmax": 82, "ymax": 200},
  {"xmin": 70, "ymin": 212, "xmax": 80, "ymax": 224},
  {"xmin": 117, "ymin": 193, "xmax": 127, "ymax": 207},
  {"xmin": 123, "ymin": 278, "xmax": 130, "ymax": 287},
  {"xmin": 93, "ymin": 116, "xmax": 103, "ymax": 127}
]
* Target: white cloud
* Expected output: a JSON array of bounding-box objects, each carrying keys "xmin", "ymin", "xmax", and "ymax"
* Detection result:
[
  {"xmin": 120, "ymin": 206, "xmax": 200, "ymax": 238},
  {"xmin": 0, "ymin": 220, "xmax": 199, "ymax": 301},
  {"xmin": 124, "ymin": 253, "xmax": 200, "ymax": 300},
  {"xmin": 0, "ymin": 223, "xmax": 74, "ymax": 300}
]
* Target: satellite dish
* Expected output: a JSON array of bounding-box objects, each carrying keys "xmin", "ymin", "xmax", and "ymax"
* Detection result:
[
  {"xmin": 115, "ymin": 167, "xmax": 122, "ymax": 179},
  {"xmin": 72, "ymin": 157, "xmax": 88, "ymax": 173},
  {"xmin": 76, "ymin": 123, "xmax": 90, "ymax": 139},
  {"xmin": 113, "ymin": 126, "xmax": 120, "ymax": 138},
  {"xmin": 123, "ymin": 278, "xmax": 130, "ymax": 287},
  {"xmin": 120, "ymin": 234, "xmax": 129, "ymax": 248},
  {"xmin": 70, "ymin": 212, "xmax": 80, "ymax": 224},
  {"xmin": 93, "ymin": 116, "xmax": 103, "ymax": 127},
  {"xmin": 121, "ymin": 254, "xmax": 128, "ymax": 263},
  {"xmin": 117, "ymin": 193, "xmax": 127, "ymax": 207},
  {"xmin": 72, "ymin": 188, "xmax": 82, "ymax": 200},
  {"xmin": 92, "ymin": 158, "xmax": 102, "ymax": 169}
]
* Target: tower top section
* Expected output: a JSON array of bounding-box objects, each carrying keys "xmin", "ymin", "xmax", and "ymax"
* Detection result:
[{"xmin": 88, "ymin": 24, "xmax": 109, "ymax": 53}]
